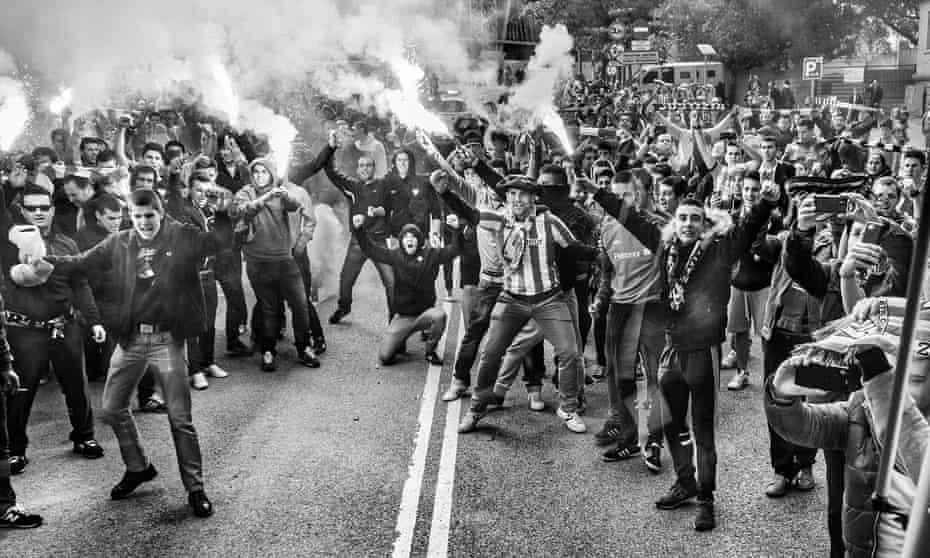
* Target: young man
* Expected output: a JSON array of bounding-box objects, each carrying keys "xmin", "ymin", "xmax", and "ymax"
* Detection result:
[
  {"xmin": 355, "ymin": 216, "xmax": 462, "ymax": 365},
  {"xmin": 230, "ymin": 158, "xmax": 320, "ymax": 372},
  {"xmin": 579, "ymin": 175, "xmax": 782, "ymax": 531},
  {"xmin": 0, "ymin": 294, "xmax": 42, "ymax": 528},
  {"xmin": 457, "ymin": 175, "xmax": 597, "ymax": 434},
  {"xmin": 319, "ymin": 133, "xmax": 395, "ymax": 324},
  {"xmin": 2, "ymin": 186, "xmax": 106, "ymax": 475},
  {"xmin": 352, "ymin": 120, "xmax": 388, "ymax": 179},
  {"xmin": 42, "ymin": 188, "xmax": 232, "ymax": 517}
]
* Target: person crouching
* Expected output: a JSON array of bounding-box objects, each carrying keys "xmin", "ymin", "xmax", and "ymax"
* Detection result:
[{"xmin": 353, "ymin": 215, "xmax": 462, "ymax": 365}]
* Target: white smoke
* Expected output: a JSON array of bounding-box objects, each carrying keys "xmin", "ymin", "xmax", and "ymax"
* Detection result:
[{"xmin": 0, "ymin": 49, "xmax": 30, "ymax": 151}]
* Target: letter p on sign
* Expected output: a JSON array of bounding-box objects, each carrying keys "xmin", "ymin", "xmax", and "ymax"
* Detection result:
[{"xmin": 803, "ymin": 57, "xmax": 823, "ymax": 81}]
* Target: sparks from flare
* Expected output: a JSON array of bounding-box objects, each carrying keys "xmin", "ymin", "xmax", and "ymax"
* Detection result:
[
  {"xmin": 0, "ymin": 77, "xmax": 30, "ymax": 151},
  {"xmin": 209, "ymin": 57, "xmax": 240, "ymax": 128},
  {"xmin": 49, "ymin": 87, "xmax": 73, "ymax": 116},
  {"xmin": 386, "ymin": 58, "xmax": 449, "ymax": 136}
]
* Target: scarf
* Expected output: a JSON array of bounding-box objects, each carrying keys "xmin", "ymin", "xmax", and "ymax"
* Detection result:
[{"xmin": 665, "ymin": 239, "xmax": 705, "ymax": 312}]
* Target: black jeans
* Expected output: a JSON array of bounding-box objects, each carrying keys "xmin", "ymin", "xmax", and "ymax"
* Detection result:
[
  {"xmin": 294, "ymin": 248, "xmax": 324, "ymax": 340},
  {"xmin": 214, "ymin": 248, "xmax": 248, "ymax": 343},
  {"xmin": 0, "ymin": 391, "xmax": 15, "ymax": 511},
  {"xmin": 573, "ymin": 277, "xmax": 592, "ymax": 353},
  {"xmin": 246, "ymin": 258, "xmax": 311, "ymax": 353},
  {"xmin": 6, "ymin": 321, "xmax": 94, "ymax": 455},
  {"xmin": 84, "ymin": 329, "xmax": 116, "ymax": 381},
  {"xmin": 763, "ymin": 328, "xmax": 818, "ymax": 478},
  {"xmin": 338, "ymin": 237, "xmax": 394, "ymax": 316},
  {"xmin": 660, "ymin": 344, "xmax": 719, "ymax": 497},
  {"xmin": 188, "ymin": 270, "xmax": 218, "ymax": 372},
  {"xmin": 453, "ymin": 280, "xmax": 503, "ymax": 386},
  {"xmin": 825, "ymin": 449, "xmax": 846, "ymax": 558}
]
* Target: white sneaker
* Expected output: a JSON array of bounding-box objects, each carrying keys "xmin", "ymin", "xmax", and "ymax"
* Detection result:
[
  {"xmin": 441, "ymin": 380, "xmax": 467, "ymax": 402},
  {"xmin": 721, "ymin": 350, "xmax": 738, "ymax": 369},
  {"xmin": 727, "ymin": 369, "xmax": 750, "ymax": 391},
  {"xmin": 528, "ymin": 391, "xmax": 545, "ymax": 411},
  {"xmin": 190, "ymin": 372, "xmax": 209, "ymax": 391},
  {"xmin": 204, "ymin": 364, "xmax": 228, "ymax": 378},
  {"xmin": 556, "ymin": 406, "xmax": 587, "ymax": 433}
]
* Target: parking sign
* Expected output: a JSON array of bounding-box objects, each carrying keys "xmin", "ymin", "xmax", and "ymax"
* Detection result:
[{"xmin": 802, "ymin": 57, "xmax": 823, "ymax": 80}]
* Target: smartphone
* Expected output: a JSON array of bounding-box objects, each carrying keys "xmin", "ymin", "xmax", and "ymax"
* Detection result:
[
  {"xmin": 812, "ymin": 195, "xmax": 848, "ymax": 215},
  {"xmin": 860, "ymin": 221, "xmax": 884, "ymax": 245},
  {"xmin": 795, "ymin": 363, "xmax": 863, "ymax": 393}
]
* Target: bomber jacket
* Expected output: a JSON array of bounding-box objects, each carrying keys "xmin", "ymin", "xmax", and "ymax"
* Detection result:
[
  {"xmin": 47, "ymin": 213, "xmax": 233, "ymax": 345},
  {"xmin": 594, "ymin": 188, "xmax": 777, "ymax": 351}
]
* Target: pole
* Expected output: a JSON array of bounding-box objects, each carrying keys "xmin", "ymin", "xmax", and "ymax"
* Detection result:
[
  {"xmin": 810, "ymin": 79, "xmax": 816, "ymax": 106},
  {"xmin": 871, "ymin": 167, "xmax": 930, "ymax": 537}
]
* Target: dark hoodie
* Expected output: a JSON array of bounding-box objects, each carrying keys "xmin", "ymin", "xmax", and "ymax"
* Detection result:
[
  {"xmin": 354, "ymin": 223, "xmax": 462, "ymax": 316},
  {"xmin": 385, "ymin": 149, "xmax": 443, "ymax": 237}
]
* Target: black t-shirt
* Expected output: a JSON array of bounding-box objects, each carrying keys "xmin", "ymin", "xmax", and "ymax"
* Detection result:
[{"xmin": 130, "ymin": 244, "xmax": 170, "ymax": 328}]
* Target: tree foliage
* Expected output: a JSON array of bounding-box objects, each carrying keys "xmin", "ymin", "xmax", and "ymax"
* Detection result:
[{"xmin": 841, "ymin": 0, "xmax": 919, "ymax": 45}]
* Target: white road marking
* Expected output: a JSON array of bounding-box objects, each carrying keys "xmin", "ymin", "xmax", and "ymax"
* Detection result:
[
  {"xmin": 390, "ymin": 300, "xmax": 452, "ymax": 558},
  {"xmin": 426, "ymin": 306, "xmax": 467, "ymax": 557}
]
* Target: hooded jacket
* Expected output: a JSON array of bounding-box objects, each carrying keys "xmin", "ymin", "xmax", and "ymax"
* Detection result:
[
  {"xmin": 230, "ymin": 158, "xmax": 313, "ymax": 262},
  {"xmin": 354, "ymin": 224, "xmax": 462, "ymax": 316},
  {"xmin": 385, "ymin": 149, "xmax": 443, "ymax": 237},
  {"xmin": 596, "ymin": 189, "xmax": 777, "ymax": 350}
]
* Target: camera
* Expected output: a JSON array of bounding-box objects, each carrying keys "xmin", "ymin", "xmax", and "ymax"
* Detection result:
[
  {"xmin": 795, "ymin": 363, "xmax": 863, "ymax": 393},
  {"xmin": 812, "ymin": 194, "xmax": 849, "ymax": 215}
]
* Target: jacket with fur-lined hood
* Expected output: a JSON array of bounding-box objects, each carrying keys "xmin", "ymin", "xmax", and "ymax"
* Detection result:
[
  {"xmin": 593, "ymin": 188, "xmax": 777, "ymax": 351},
  {"xmin": 230, "ymin": 157, "xmax": 315, "ymax": 262}
]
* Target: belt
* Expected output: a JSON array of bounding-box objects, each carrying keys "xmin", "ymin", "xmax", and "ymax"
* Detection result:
[
  {"xmin": 4, "ymin": 310, "xmax": 71, "ymax": 339},
  {"xmin": 504, "ymin": 287, "xmax": 561, "ymax": 305},
  {"xmin": 136, "ymin": 323, "xmax": 169, "ymax": 335}
]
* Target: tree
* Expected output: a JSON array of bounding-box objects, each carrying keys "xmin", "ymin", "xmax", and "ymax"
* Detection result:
[{"xmin": 841, "ymin": 0, "xmax": 919, "ymax": 45}]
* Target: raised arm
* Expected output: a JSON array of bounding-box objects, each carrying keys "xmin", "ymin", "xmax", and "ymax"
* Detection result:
[{"xmin": 591, "ymin": 188, "xmax": 662, "ymax": 252}]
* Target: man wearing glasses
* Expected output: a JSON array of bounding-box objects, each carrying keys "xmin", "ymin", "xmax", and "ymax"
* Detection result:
[{"xmin": 1, "ymin": 185, "xmax": 106, "ymax": 476}]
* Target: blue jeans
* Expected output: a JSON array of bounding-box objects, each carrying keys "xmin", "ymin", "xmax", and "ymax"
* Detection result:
[
  {"xmin": 453, "ymin": 280, "xmax": 503, "ymax": 385},
  {"xmin": 103, "ymin": 332, "xmax": 203, "ymax": 492},
  {"xmin": 379, "ymin": 308, "xmax": 447, "ymax": 365},
  {"xmin": 471, "ymin": 291, "xmax": 582, "ymax": 412}
]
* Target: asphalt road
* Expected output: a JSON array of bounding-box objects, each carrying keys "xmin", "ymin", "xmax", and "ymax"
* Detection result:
[{"xmin": 7, "ymin": 263, "xmax": 830, "ymax": 557}]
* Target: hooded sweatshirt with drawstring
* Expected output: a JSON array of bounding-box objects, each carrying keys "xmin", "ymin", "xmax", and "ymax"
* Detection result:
[{"xmin": 230, "ymin": 158, "xmax": 314, "ymax": 263}]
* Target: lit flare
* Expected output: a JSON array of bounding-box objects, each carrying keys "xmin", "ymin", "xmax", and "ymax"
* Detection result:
[{"xmin": 0, "ymin": 77, "xmax": 30, "ymax": 151}]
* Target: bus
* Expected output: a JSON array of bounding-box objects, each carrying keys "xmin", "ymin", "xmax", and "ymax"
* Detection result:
[{"xmin": 640, "ymin": 61, "xmax": 725, "ymax": 87}]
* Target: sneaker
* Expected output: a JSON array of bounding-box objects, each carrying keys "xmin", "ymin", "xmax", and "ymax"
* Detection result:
[
  {"xmin": 655, "ymin": 480, "xmax": 698, "ymax": 510},
  {"xmin": 694, "ymin": 497, "xmax": 716, "ymax": 531},
  {"xmin": 593, "ymin": 419, "xmax": 625, "ymax": 446},
  {"xmin": 204, "ymin": 364, "xmax": 228, "ymax": 378},
  {"xmin": 310, "ymin": 336, "xmax": 327, "ymax": 355},
  {"xmin": 190, "ymin": 371, "xmax": 209, "ymax": 391},
  {"xmin": 0, "ymin": 505, "xmax": 42, "ymax": 529},
  {"xmin": 590, "ymin": 364, "xmax": 605, "ymax": 382},
  {"xmin": 138, "ymin": 396, "xmax": 167, "ymax": 413},
  {"xmin": 726, "ymin": 369, "xmax": 750, "ymax": 391},
  {"xmin": 227, "ymin": 339, "xmax": 253, "ymax": 357},
  {"xmin": 441, "ymin": 380, "xmax": 468, "ymax": 402},
  {"xmin": 329, "ymin": 307, "xmax": 350, "ymax": 324},
  {"xmin": 527, "ymin": 391, "xmax": 545, "ymax": 412},
  {"xmin": 644, "ymin": 442, "xmax": 662, "ymax": 473},
  {"xmin": 793, "ymin": 467, "xmax": 816, "ymax": 491},
  {"xmin": 765, "ymin": 474, "xmax": 791, "ymax": 498},
  {"xmin": 458, "ymin": 409, "xmax": 486, "ymax": 433},
  {"xmin": 188, "ymin": 490, "xmax": 214, "ymax": 518},
  {"xmin": 9, "ymin": 455, "xmax": 27, "ymax": 475},
  {"xmin": 298, "ymin": 347, "xmax": 321, "ymax": 368},
  {"xmin": 425, "ymin": 351, "xmax": 442, "ymax": 366},
  {"xmin": 486, "ymin": 393, "xmax": 506, "ymax": 408},
  {"xmin": 73, "ymin": 439, "xmax": 105, "ymax": 459},
  {"xmin": 678, "ymin": 429, "xmax": 693, "ymax": 447},
  {"xmin": 111, "ymin": 464, "xmax": 158, "ymax": 500},
  {"xmin": 721, "ymin": 349, "xmax": 737, "ymax": 369},
  {"xmin": 556, "ymin": 407, "xmax": 587, "ymax": 433},
  {"xmin": 261, "ymin": 351, "xmax": 276, "ymax": 372},
  {"xmin": 602, "ymin": 443, "xmax": 641, "ymax": 462}
]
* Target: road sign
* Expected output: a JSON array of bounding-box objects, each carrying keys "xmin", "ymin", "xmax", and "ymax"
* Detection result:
[
  {"xmin": 802, "ymin": 57, "xmax": 823, "ymax": 80},
  {"xmin": 631, "ymin": 40, "xmax": 651, "ymax": 52},
  {"xmin": 619, "ymin": 51, "xmax": 659, "ymax": 65},
  {"xmin": 608, "ymin": 43, "xmax": 623, "ymax": 60},
  {"xmin": 606, "ymin": 61, "xmax": 619, "ymax": 76}
]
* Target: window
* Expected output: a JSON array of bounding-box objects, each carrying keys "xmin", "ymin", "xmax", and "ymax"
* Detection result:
[
  {"xmin": 707, "ymin": 70, "xmax": 717, "ymax": 79},
  {"xmin": 680, "ymin": 71, "xmax": 692, "ymax": 79}
]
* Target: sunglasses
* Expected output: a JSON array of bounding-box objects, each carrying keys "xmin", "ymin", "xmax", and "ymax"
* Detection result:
[{"xmin": 23, "ymin": 205, "xmax": 51, "ymax": 212}]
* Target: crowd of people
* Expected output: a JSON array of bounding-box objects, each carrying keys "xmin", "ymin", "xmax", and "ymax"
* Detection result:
[{"xmin": 0, "ymin": 73, "xmax": 927, "ymax": 558}]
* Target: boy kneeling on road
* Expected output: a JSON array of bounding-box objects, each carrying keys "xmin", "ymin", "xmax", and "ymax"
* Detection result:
[{"xmin": 353, "ymin": 213, "xmax": 462, "ymax": 365}]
